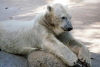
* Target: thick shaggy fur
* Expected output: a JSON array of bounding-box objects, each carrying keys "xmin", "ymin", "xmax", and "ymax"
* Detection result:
[{"xmin": 0, "ymin": 3, "xmax": 91, "ymax": 66}]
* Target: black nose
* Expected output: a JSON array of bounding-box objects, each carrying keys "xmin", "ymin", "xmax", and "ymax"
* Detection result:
[{"xmin": 67, "ymin": 28, "xmax": 73, "ymax": 31}]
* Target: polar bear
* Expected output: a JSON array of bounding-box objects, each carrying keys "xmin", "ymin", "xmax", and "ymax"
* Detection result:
[{"xmin": 0, "ymin": 3, "xmax": 91, "ymax": 67}]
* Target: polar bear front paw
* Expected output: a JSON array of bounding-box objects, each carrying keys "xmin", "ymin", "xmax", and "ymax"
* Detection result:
[{"xmin": 78, "ymin": 47, "xmax": 91, "ymax": 67}]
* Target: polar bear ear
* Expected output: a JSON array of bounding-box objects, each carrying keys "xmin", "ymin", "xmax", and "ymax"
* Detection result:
[{"xmin": 47, "ymin": 5, "xmax": 53, "ymax": 12}]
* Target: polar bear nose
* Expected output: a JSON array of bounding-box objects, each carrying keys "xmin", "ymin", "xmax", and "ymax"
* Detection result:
[
  {"xmin": 67, "ymin": 27, "xmax": 73, "ymax": 31},
  {"xmin": 62, "ymin": 27, "xmax": 73, "ymax": 31}
]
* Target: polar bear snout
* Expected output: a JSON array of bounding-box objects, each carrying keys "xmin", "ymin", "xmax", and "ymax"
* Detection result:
[
  {"xmin": 62, "ymin": 27, "xmax": 73, "ymax": 31},
  {"xmin": 61, "ymin": 17, "xmax": 73, "ymax": 31},
  {"xmin": 63, "ymin": 24, "xmax": 73, "ymax": 31}
]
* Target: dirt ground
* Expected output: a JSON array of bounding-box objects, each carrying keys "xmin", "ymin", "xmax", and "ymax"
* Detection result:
[{"xmin": 0, "ymin": 0, "xmax": 100, "ymax": 67}]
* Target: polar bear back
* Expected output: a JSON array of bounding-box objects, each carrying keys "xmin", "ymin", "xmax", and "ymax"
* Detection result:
[
  {"xmin": 0, "ymin": 20, "xmax": 43, "ymax": 54},
  {"xmin": 0, "ymin": 20, "xmax": 35, "ymax": 32}
]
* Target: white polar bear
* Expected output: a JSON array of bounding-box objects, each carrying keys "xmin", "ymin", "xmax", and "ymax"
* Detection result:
[{"xmin": 0, "ymin": 3, "xmax": 91, "ymax": 67}]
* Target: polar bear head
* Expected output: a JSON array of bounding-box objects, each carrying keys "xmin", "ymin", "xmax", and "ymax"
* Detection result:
[{"xmin": 41, "ymin": 3, "xmax": 73, "ymax": 35}]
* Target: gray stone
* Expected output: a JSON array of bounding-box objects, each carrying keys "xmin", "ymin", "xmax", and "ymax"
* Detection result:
[
  {"xmin": 0, "ymin": 51, "xmax": 28, "ymax": 67},
  {"xmin": 28, "ymin": 51, "xmax": 67, "ymax": 67},
  {"xmin": 0, "ymin": 51, "xmax": 67, "ymax": 67}
]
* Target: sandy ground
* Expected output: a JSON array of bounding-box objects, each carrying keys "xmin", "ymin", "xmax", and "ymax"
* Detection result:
[{"xmin": 0, "ymin": 0, "xmax": 100, "ymax": 67}]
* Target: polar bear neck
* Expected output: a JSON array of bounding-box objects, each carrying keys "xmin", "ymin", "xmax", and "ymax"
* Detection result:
[{"xmin": 34, "ymin": 12, "xmax": 55, "ymax": 34}]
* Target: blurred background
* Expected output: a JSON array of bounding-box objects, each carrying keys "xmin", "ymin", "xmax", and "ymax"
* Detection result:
[{"xmin": 0, "ymin": 0, "xmax": 100, "ymax": 67}]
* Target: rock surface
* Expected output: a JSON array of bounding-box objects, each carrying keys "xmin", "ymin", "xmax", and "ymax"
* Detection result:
[
  {"xmin": 28, "ymin": 51, "xmax": 67, "ymax": 67},
  {"xmin": 0, "ymin": 51, "xmax": 67, "ymax": 67},
  {"xmin": 0, "ymin": 51, "xmax": 28, "ymax": 67}
]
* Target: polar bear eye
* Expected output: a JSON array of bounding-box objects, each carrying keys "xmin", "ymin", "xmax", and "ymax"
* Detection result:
[{"xmin": 61, "ymin": 16, "xmax": 67, "ymax": 20}]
